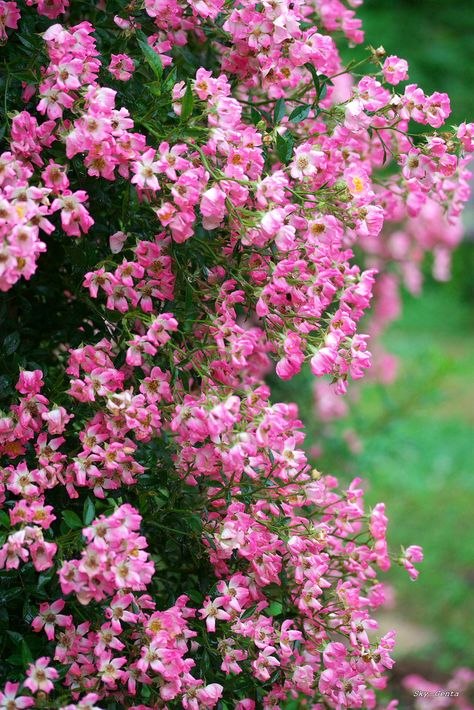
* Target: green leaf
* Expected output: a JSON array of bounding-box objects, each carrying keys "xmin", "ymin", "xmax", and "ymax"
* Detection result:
[
  {"xmin": 156, "ymin": 487, "xmax": 170, "ymax": 500},
  {"xmin": 0, "ymin": 510, "xmax": 10, "ymax": 528},
  {"xmin": 288, "ymin": 104, "xmax": 310, "ymax": 123},
  {"xmin": 180, "ymin": 82, "xmax": 194, "ymax": 122},
  {"xmin": 319, "ymin": 81, "xmax": 329, "ymax": 102},
  {"xmin": 162, "ymin": 66, "xmax": 178, "ymax": 93},
  {"xmin": 267, "ymin": 601, "xmax": 283, "ymax": 616},
  {"xmin": 250, "ymin": 106, "xmax": 263, "ymax": 125},
  {"xmin": 276, "ymin": 131, "xmax": 294, "ymax": 164},
  {"xmin": 62, "ymin": 510, "xmax": 83, "ymax": 530},
  {"xmin": 136, "ymin": 30, "xmax": 163, "ymax": 81},
  {"xmin": 187, "ymin": 588, "xmax": 203, "ymax": 604},
  {"xmin": 11, "ymin": 70, "xmax": 36, "ymax": 83},
  {"xmin": 17, "ymin": 34, "xmax": 40, "ymax": 52},
  {"xmin": 141, "ymin": 684, "xmax": 152, "ymax": 700},
  {"xmin": 21, "ymin": 639, "xmax": 33, "ymax": 666},
  {"xmin": 304, "ymin": 62, "xmax": 321, "ymax": 95},
  {"xmin": 83, "ymin": 497, "xmax": 95, "ymax": 525},
  {"xmin": 185, "ymin": 512, "xmax": 202, "ymax": 533},
  {"xmin": 36, "ymin": 569, "xmax": 55, "ymax": 593},
  {"xmin": 0, "ymin": 588, "xmax": 23, "ymax": 604},
  {"xmin": 304, "ymin": 65, "xmax": 331, "ymax": 103},
  {"xmin": 273, "ymin": 97, "xmax": 286, "ymax": 124},
  {"xmin": 3, "ymin": 332, "xmax": 20, "ymax": 355},
  {"xmin": 241, "ymin": 603, "xmax": 258, "ymax": 620},
  {"xmin": 146, "ymin": 80, "xmax": 163, "ymax": 96},
  {"xmin": 23, "ymin": 599, "xmax": 35, "ymax": 625}
]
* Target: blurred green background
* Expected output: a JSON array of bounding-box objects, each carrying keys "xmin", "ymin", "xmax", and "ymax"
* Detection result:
[{"xmin": 274, "ymin": 0, "xmax": 474, "ymax": 692}]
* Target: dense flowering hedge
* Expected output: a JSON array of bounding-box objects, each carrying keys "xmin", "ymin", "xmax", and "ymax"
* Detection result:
[{"xmin": 0, "ymin": 0, "xmax": 472, "ymax": 708}]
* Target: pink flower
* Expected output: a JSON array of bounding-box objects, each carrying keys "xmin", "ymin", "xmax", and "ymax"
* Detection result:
[
  {"xmin": 424, "ymin": 91, "xmax": 451, "ymax": 128},
  {"xmin": 401, "ymin": 84, "xmax": 427, "ymax": 122},
  {"xmin": 42, "ymin": 161, "xmax": 69, "ymax": 192},
  {"xmin": 147, "ymin": 313, "xmax": 178, "ymax": 346},
  {"xmin": 401, "ymin": 545, "xmax": 423, "ymax": 580},
  {"xmin": 157, "ymin": 141, "xmax": 189, "ymax": 180},
  {"xmin": 30, "ymin": 538, "xmax": 57, "ymax": 571},
  {"xmin": 357, "ymin": 76, "xmax": 390, "ymax": 111},
  {"xmin": 292, "ymin": 664, "xmax": 314, "ymax": 693},
  {"xmin": 355, "ymin": 204, "xmax": 384, "ymax": 237},
  {"xmin": 382, "ymin": 55, "xmax": 408, "ymax": 85},
  {"xmin": 24, "ymin": 657, "xmax": 58, "ymax": 694},
  {"xmin": 200, "ymin": 186, "xmax": 227, "ymax": 230},
  {"xmin": 42, "ymin": 406, "xmax": 73, "ymax": 435},
  {"xmin": 60, "ymin": 694, "xmax": 103, "ymax": 710},
  {"xmin": 15, "ymin": 370, "xmax": 44, "ymax": 395},
  {"xmin": 344, "ymin": 98, "xmax": 371, "ymax": 132},
  {"xmin": 457, "ymin": 122, "xmax": 474, "ymax": 152},
  {"xmin": 98, "ymin": 654, "xmax": 127, "ymax": 686},
  {"xmin": 209, "ymin": 96, "xmax": 242, "ymax": 129},
  {"xmin": 32, "ymin": 600, "xmax": 72, "ymax": 641},
  {"xmin": 290, "ymin": 143, "xmax": 325, "ymax": 179},
  {"xmin": 31, "ymin": 0, "xmax": 68, "ymax": 18},
  {"xmin": 370, "ymin": 503, "xmax": 388, "ymax": 540},
  {"xmin": 109, "ymin": 230, "xmax": 128, "ymax": 254},
  {"xmin": 0, "ymin": 2, "xmax": 20, "ymax": 42},
  {"xmin": 310, "ymin": 334, "xmax": 338, "ymax": 377},
  {"xmin": 109, "ymin": 53, "xmax": 135, "ymax": 81},
  {"xmin": 51, "ymin": 191, "xmax": 94, "ymax": 237},
  {"xmin": 196, "ymin": 684, "xmax": 224, "ymax": 708},
  {"xmin": 251, "ymin": 647, "xmax": 280, "ymax": 681},
  {"xmin": 0, "ymin": 682, "xmax": 34, "ymax": 709},
  {"xmin": 345, "ymin": 166, "xmax": 373, "ymax": 200},
  {"xmin": 199, "ymin": 597, "xmax": 231, "ymax": 632},
  {"xmin": 131, "ymin": 148, "xmax": 160, "ymax": 192}
]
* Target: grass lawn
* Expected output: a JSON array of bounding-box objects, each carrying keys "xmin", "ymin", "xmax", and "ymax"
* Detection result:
[{"xmin": 271, "ymin": 267, "xmax": 474, "ymax": 672}]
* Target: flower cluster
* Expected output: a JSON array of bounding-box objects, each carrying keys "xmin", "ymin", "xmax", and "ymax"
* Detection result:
[
  {"xmin": 28, "ymin": 590, "xmax": 221, "ymax": 707},
  {"xmin": 84, "ymin": 235, "xmax": 175, "ymax": 315},
  {"xmin": 0, "ymin": 0, "xmax": 471, "ymax": 707},
  {"xmin": 59, "ymin": 505, "xmax": 155, "ymax": 604},
  {"xmin": 0, "ymin": 113, "xmax": 56, "ymax": 291}
]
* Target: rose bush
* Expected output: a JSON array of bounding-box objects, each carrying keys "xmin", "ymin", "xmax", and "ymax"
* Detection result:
[{"xmin": 0, "ymin": 0, "xmax": 472, "ymax": 708}]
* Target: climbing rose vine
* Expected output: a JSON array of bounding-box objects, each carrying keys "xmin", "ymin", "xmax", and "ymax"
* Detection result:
[{"xmin": 0, "ymin": 0, "xmax": 472, "ymax": 708}]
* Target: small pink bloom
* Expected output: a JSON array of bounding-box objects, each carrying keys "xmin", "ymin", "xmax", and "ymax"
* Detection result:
[
  {"xmin": 109, "ymin": 53, "xmax": 135, "ymax": 81},
  {"xmin": 199, "ymin": 597, "xmax": 231, "ymax": 633},
  {"xmin": 0, "ymin": 681, "xmax": 34, "ymax": 708},
  {"xmin": 131, "ymin": 148, "xmax": 160, "ymax": 192},
  {"xmin": 109, "ymin": 231, "xmax": 128, "ymax": 254},
  {"xmin": 401, "ymin": 545, "xmax": 423, "ymax": 580},
  {"xmin": 382, "ymin": 55, "xmax": 409, "ymax": 85},
  {"xmin": 0, "ymin": 1, "xmax": 20, "ymax": 42},
  {"xmin": 200, "ymin": 186, "xmax": 227, "ymax": 230},
  {"xmin": 24, "ymin": 657, "xmax": 58, "ymax": 694}
]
